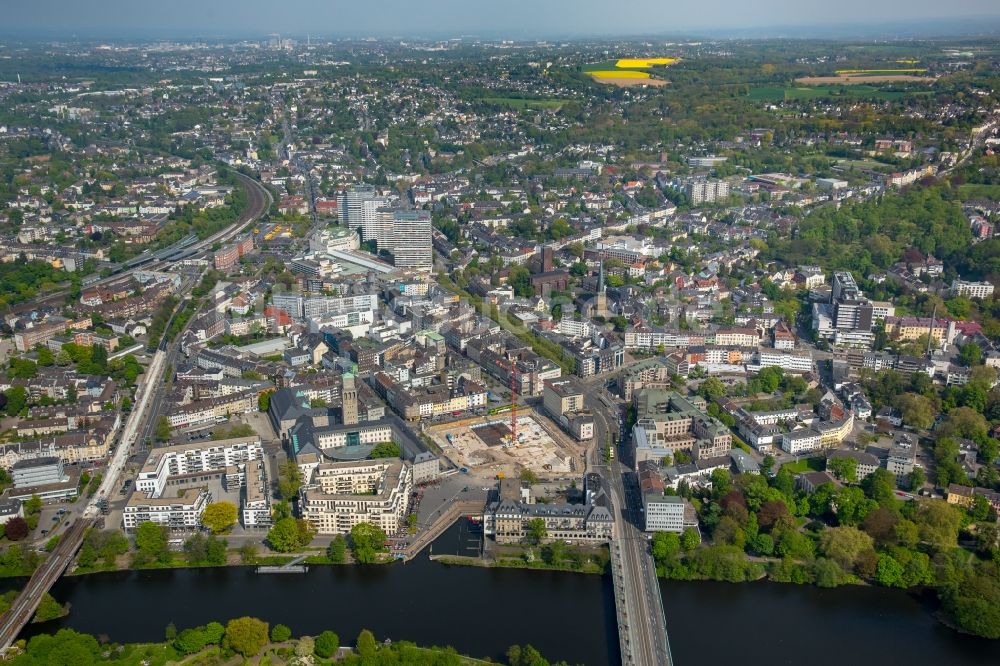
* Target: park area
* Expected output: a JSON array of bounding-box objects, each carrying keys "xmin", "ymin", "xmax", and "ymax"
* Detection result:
[{"xmin": 428, "ymin": 411, "xmax": 579, "ymax": 479}]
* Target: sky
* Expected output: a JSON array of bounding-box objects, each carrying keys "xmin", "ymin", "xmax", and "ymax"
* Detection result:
[{"xmin": 5, "ymin": 0, "xmax": 1000, "ymax": 39}]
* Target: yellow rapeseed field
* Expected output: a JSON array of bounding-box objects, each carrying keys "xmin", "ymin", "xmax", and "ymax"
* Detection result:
[{"xmin": 615, "ymin": 57, "xmax": 679, "ymax": 68}]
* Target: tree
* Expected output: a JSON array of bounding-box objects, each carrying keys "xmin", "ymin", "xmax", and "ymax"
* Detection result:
[
  {"xmin": 819, "ymin": 526, "xmax": 875, "ymax": 571},
  {"xmin": 24, "ymin": 495, "xmax": 42, "ymax": 516},
  {"xmin": 90, "ymin": 344, "xmax": 108, "ymax": 371},
  {"xmin": 907, "ymin": 468, "xmax": 927, "ymax": 492},
  {"xmin": 356, "ymin": 629, "xmax": 377, "ymax": 659},
  {"xmin": 270, "ymin": 624, "xmax": 292, "ymax": 643},
  {"xmin": 133, "ymin": 522, "xmax": 170, "ymax": 564},
  {"xmin": 914, "ymin": 500, "xmax": 961, "ymax": 549},
  {"xmin": 979, "ymin": 438, "xmax": 999, "ymax": 465},
  {"xmin": 224, "ymin": 616, "xmax": 269, "ymax": 657},
  {"xmin": 699, "ymin": 377, "xmax": 726, "ymax": 401},
  {"xmin": 750, "ymin": 533, "xmax": 775, "ymax": 556},
  {"xmin": 894, "ymin": 393, "xmax": 934, "ymax": 430},
  {"xmin": 681, "ymin": 528, "xmax": 700, "ymax": 551},
  {"xmin": 201, "ymin": 502, "xmax": 238, "ymax": 534},
  {"xmin": 938, "ymin": 407, "xmax": 988, "ymax": 442},
  {"xmin": 774, "ymin": 527, "xmax": 815, "ymax": 559},
  {"xmin": 258, "ymin": 390, "xmax": 273, "ymax": 412},
  {"xmin": 154, "ymin": 415, "xmax": 172, "ymax": 443},
  {"xmin": 5, "ymin": 386, "xmax": 27, "ymax": 417},
  {"xmin": 874, "ymin": 554, "xmax": 906, "ymax": 588},
  {"xmin": 205, "ymin": 535, "xmax": 227, "ymax": 565},
  {"xmin": 520, "ymin": 468, "xmax": 539, "ymax": 485},
  {"xmin": 327, "ymin": 535, "xmax": 347, "ymax": 564},
  {"xmin": 959, "ymin": 342, "xmax": 982, "ymax": 367},
  {"xmin": 508, "ymin": 265, "xmax": 533, "ymax": 298},
  {"xmin": 350, "ymin": 522, "xmax": 387, "ymax": 563},
  {"xmin": 267, "ymin": 517, "xmax": 313, "ymax": 553},
  {"xmin": 173, "ymin": 621, "xmax": 224, "ymax": 654},
  {"xmin": 277, "ymin": 461, "xmax": 303, "ymax": 500},
  {"xmin": 827, "ymin": 456, "xmax": 858, "ymax": 483},
  {"xmin": 36, "ymin": 347, "xmax": 54, "ymax": 367},
  {"xmin": 4, "ymin": 517, "xmax": 28, "ymax": 541},
  {"xmin": 369, "ymin": 442, "xmax": 400, "ymax": 459},
  {"xmin": 756, "ymin": 366, "xmax": 784, "ymax": 393},
  {"xmin": 861, "ymin": 468, "xmax": 897, "ymax": 507},
  {"xmin": 651, "ymin": 532, "xmax": 681, "ymax": 565},
  {"xmin": 969, "ymin": 495, "xmax": 993, "ymax": 522},
  {"xmin": 525, "ymin": 518, "xmax": 547, "ymax": 545},
  {"xmin": 813, "ymin": 557, "xmax": 845, "ymax": 588},
  {"xmin": 861, "ymin": 507, "xmax": 899, "ymax": 546},
  {"xmin": 714, "ymin": 516, "xmax": 745, "ymax": 548},
  {"xmin": 314, "ymin": 630, "xmax": 340, "ymax": 658},
  {"xmin": 183, "ymin": 533, "xmax": 209, "ymax": 564}
]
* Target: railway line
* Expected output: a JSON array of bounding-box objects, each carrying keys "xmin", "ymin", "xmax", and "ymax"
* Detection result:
[{"xmin": 0, "ymin": 172, "xmax": 272, "ymax": 650}]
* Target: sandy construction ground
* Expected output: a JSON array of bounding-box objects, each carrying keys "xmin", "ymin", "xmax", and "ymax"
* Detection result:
[
  {"xmin": 429, "ymin": 411, "xmax": 582, "ymax": 478},
  {"xmin": 592, "ymin": 75, "xmax": 668, "ymax": 87}
]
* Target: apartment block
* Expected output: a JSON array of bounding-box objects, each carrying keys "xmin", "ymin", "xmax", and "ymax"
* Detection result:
[{"xmin": 300, "ymin": 459, "xmax": 412, "ymax": 536}]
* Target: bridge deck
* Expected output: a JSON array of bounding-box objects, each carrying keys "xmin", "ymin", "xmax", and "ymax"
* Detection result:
[{"xmin": 0, "ymin": 518, "xmax": 93, "ymax": 650}]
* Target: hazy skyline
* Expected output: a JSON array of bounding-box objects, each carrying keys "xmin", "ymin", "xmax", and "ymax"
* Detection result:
[{"xmin": 5, "ymin": 0, "xmax": 1000, "ymax": 39}]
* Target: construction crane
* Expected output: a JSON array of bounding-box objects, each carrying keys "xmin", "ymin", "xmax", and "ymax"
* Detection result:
[{"xmin": 509, "ymin": 360, "xmax": 518, "ymax": 445}]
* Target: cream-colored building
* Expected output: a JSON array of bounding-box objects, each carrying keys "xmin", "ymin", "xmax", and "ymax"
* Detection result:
[
  {"xmin": 301, "ymin": 459, "xmax": 412, "ymax": 536},
  {"xmin": 123, "ymin": 487, "xmax": 211, "ymax": 533}
]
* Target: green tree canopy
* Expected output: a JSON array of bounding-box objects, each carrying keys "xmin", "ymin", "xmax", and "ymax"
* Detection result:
[{"xmin": 224, "ymin": 616, "xmax": 269, "ymax": 657}]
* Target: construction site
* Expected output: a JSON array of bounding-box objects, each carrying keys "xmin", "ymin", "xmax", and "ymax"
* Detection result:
[{"xmin": 427, "ymin": 409, "xmax": 581, "ymax": 480}]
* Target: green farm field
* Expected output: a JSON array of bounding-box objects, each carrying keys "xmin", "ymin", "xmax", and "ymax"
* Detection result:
[{"xmin": 748, "ymin": 85, "xmax": 930, "ymax": 101}]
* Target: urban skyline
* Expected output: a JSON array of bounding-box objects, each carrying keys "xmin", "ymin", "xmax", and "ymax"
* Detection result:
[{"xmin": 4, "ymin": 1, "xmax": 1000, "ymax": 39}]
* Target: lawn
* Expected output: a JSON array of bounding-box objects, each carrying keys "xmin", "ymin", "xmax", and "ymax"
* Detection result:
[
  {"xmin": 957, "ymin": 184, "xmax": 1000, "ymax": 201},
  {"xmin": 781, "ymin": 457, "xmax": 826, "ymax": 474}
]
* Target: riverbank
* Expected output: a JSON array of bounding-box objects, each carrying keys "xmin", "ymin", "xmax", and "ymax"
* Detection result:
[{"xmin": 9, "ymin": 618, "xmax": 513, "ymax": 666}]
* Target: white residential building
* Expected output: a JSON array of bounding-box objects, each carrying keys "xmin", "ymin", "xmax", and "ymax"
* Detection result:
[
  {"xmin": 952, "ymin": 280, "xmax": 995, "ymax": 299},
  {"xmin": 122, "ymin": 488, "xmax": 211, "ymax": 533},
  {"xmin": 136, "ymin": 436, "xmax": 263, "ymax": 499},
  {"xmin": 754, "ymin": 350, "xmax": 814, "ymax": 373},
  {"xmin": 781, "ymin": 428, "xmax": 822, "ymax": 455}
]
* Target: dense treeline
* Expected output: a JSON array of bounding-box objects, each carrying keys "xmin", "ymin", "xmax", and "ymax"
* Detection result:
[
  {"xmin": 0, "ymin": 260, "xmax": 67, "ymax": 307},
  {"xmin": 7, "ymin": 623, "xmax": 570, "ymax": 665},
  {"xmin": 653, "ymin": 457, "xmax": 1000, "ymax": 638},
  {"xmin": 767, "ymin": 185, "xmax": 972, "ymax": 277}
]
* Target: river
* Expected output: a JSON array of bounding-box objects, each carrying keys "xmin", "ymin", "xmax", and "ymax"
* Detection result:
[{"xmin": 14, "ymin": 525, "xmax": 999, "ymax": 665}]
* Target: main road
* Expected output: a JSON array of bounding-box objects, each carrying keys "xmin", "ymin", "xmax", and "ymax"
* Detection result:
[{"xmin": 587, "ymin": 386, "xmax": 673, "ymax": 666}]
